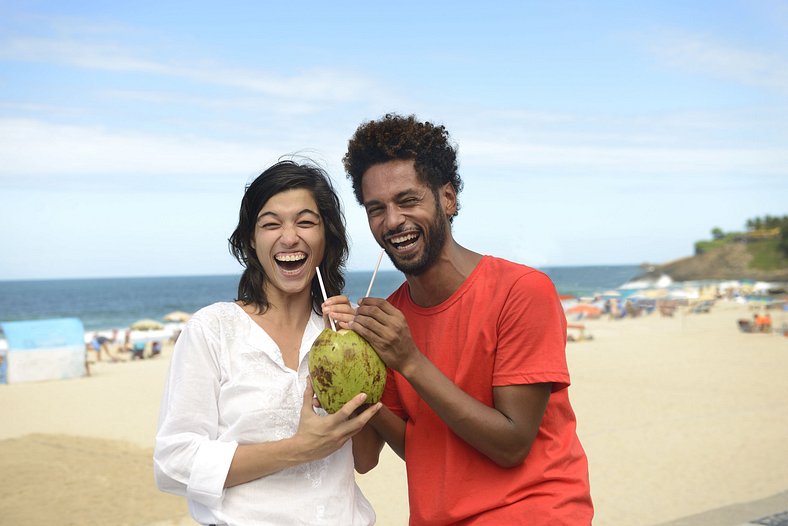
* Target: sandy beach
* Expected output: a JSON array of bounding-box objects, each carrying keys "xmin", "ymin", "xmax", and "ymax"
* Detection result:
[{"xmin": 1, "ymin": 300, "xmax": 787, "ymax": 525}]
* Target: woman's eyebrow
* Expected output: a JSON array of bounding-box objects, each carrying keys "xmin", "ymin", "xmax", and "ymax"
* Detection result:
[
  {"xmin": 296, "ymin": 209, "xmax": 321, "ymax": 218},
  {"xmin": 257, "ymin": 209, "xmax": 320, "ymax": 221}
]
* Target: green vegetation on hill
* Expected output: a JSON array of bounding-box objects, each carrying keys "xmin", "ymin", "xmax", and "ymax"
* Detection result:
[
  {"xmin": 650, "ymin": 215, "xmax": 788, "ymax": 282},
  {"xmin": 696, "ymin": 214, "xmax": 788, "ymax": 272},
  {"xmin": 748, "ymin": 237, "xmax": 788, "ymax": 271}
]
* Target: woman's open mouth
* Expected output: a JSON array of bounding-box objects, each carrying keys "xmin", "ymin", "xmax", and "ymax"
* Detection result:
[{"xmin": 274, "ymin": 252, "xmax": 308, "ymax": 275}]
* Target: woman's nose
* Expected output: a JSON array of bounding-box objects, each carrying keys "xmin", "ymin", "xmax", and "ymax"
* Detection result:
[{"xmin": 280, "ymin": 224, "xmax": 299, "ymax": 245}]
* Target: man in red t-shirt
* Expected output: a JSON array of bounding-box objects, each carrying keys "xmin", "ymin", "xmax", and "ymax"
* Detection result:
[{"xmin": 336, "ymin": 114, "xmax": 593, "ymax": 525}]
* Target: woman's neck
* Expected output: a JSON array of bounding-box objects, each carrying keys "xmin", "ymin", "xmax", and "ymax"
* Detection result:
[{"xmin": 260, "ymin": 287, "xmax": 314, "ymax": 328}]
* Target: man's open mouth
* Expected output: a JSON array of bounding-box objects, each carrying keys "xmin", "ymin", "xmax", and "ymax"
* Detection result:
[{"xmin": 387, "ymin": 231, "xmax": 420, "ymax": 251}]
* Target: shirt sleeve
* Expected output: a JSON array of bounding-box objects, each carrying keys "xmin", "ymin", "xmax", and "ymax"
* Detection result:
[
  {"xmin": 380, "ymin": 368, "xmax": 407, "ymax": 419},
  {"xmin": 153, "ymin": 316, "xmax": 238, "ymax": 507},
  {"xmin": 492, "ymin": 270, "xmax": 570, "ymax": 391}
]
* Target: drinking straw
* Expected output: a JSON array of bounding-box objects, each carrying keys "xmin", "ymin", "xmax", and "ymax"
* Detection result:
[
  {"xmin": 365, "ymin": 249, "xmax": 385, "ymax": 298},
  {"xmin": 315, "ymin": 266, "xmax": 336, "ymax": 331}
]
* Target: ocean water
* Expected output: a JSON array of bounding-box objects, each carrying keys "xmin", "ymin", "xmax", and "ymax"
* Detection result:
[{"xmin": 0, "ymin": 265, "xmax": 641, "ymax": 331}]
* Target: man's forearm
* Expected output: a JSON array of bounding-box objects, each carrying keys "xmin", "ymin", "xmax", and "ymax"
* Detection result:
[
  {"xmin": 400, "ymin": 353, "xmax": 543, "ymax": 467},
  {"xmin": 369, "ymin": 407, "xmax": 407, "ymax": 460}
]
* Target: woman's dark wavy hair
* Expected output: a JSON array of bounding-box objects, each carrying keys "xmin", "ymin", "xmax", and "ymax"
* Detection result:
[
  {"xmin": 342, "ymin": 113, "xmax": 463, "ymax": 221},
  {"xmin": 228, "ymin": 160, "xmax": 348, "ymax": 315}
]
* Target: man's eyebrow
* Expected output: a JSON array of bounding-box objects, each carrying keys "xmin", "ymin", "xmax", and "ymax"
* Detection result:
[{"xmin": 364, "ymin": 189, "xmax": 422, "ymax": 208}]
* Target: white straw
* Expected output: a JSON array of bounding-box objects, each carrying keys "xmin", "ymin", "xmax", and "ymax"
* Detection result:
[
  {"xmin": 365, "ymin": 249, "xmax": 385, "ymax": 298},
  {"xmin": 315, "ymin": 266, "xmax": 336, "ymax": 331}
]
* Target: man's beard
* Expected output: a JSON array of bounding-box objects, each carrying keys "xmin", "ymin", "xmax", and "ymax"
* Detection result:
[{"xmin": 385, "ymin": 199, "xmax": 449, "ymax": 276}]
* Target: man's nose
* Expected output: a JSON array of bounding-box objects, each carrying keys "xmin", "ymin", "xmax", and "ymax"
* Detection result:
[{"xmin": 383, "ymin": 205, "xmax": 405, "ymax": 230}]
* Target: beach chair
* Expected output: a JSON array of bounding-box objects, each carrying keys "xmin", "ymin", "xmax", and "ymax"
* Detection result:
[
  {"xmin": 567, "ymin": 323, "xmax": 592, "ymax": 342},
  {"xmin": 130, "ymin": 342, "xmax": 146, "ymax": 360},
  {"xmin": 737, "ymin": 319, "xmax": 754, "ymax": 333},
  {"xmin": 690, "ymin": 301, "xmax": 713, "ymax": 314}
]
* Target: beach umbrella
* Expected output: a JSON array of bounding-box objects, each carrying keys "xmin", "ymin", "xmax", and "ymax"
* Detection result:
[
  {"xmin": 565, "ymin": 304, "xmax": 603, "ymax": 317},
  {"xmin": 130, "ymin": 319, "xmax": 165, "ymax": 331},
  {"xmin": 163, "ymin": 310, "xmax": 192, "ymax": 322}
]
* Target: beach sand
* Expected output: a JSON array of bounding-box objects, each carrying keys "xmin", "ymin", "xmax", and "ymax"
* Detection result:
[{"xmin": 1, "ymin": 300, "xmax": 786, "ymax": 525}]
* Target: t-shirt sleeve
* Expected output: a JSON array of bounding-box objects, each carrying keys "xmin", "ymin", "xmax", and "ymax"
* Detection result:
[
  {"xmin": 492, "ymin": 270, "xmax": 570, "ymax": 391},
  {"xmin": 382, "ymin": 285, "xmax": 410, "ymax": 419},
  {"xmin": 381, "ymin": 368, "xmax": 408, "ymax": 419}
]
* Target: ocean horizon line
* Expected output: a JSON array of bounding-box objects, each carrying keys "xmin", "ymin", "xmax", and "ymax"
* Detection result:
[
  {"xmin": 0, "ymin": 266, "xmax": 644, "ymax": 331},
  {"xmin": 0, "ymin": 263, "xmax": 644, "ymax": 284}
]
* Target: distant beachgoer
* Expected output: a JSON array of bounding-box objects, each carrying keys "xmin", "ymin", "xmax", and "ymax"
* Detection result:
[
  {"xmin": 91, "ymin": 333, "xmax": 120, "ymax": 362},
  {"xmin": 754, "ymin": 312, "xmax": 772, "ymax": 333},
  {"xmin": 154, "ymin": 160, "xmax": 380, "ymax": 525},
  {"xmin": 121, "ymin": 329, "xmax": 132, "ymax": 354},
  {"xmin": 130, "ymin": 341, "xmax": 146, "ymax": 360},
  {"xmin": 608, "ymin": 298, "xmax": 621, "ymax": 320},
  {"xmin": 624, "ymin": 299, "xmax": 639, "ymax": 318},
  {"xmin": 339, "ymin": 114, "xmax": 593, "ymax": 524}
]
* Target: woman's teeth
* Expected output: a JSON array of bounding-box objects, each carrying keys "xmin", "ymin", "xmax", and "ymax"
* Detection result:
[
  {"xmin": 275, "ymin": 253, "xmax": 306, "ymax": 262},
  {"xmin": 275, "ymin": 253, "xmax": 307, "ymax": 273}
]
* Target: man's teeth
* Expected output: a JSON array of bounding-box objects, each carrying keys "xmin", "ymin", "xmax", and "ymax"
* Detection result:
[
  {"xmin": 391, "ymin": 233, "xmax": 418, "ymax": 244},
  {"xmin": 275, "ymin": 253, "xmax": 306, "ymax": 262}
]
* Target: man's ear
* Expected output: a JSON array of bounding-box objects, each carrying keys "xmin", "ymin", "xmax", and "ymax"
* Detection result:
[{"xmin": 440, "ymin": 183, "xmax": 457, "ymax": 217}]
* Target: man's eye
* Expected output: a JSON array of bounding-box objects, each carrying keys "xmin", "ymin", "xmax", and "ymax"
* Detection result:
[{"xmin": 366, "ymin": 207, "xmax": 383, "ymax": 217}]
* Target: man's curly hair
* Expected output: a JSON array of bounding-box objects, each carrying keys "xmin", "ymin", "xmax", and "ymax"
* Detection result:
[{"xmin": 343, "ymin": 113, "xmax": 463, "ymax": 221}]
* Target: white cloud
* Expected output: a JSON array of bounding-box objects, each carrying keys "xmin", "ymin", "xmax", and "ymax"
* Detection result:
[
  {"xmin": 0, "ymin": 118, "xmax": 281, "ymax": 179},
  {"xmin": 0, "ymin": 36, "xmax": 169, "ymax": 73},
  {"xmin": 460, "ymin": 137, "xmax": 788, "ymax": 177},
  {"xmin": 650, "ymin": 30, "xmax": 788, "ymax": 95},
  {"xmin": 3, "ymin": 114, "xmax": 786, "ymax": 193},
  {"xmin": 443, "ymin": 106, "xmax": 788, "ymax": 179},
  {"xmin": 0, "ymin": 35, "xmax": 393, "ymax": 106}
]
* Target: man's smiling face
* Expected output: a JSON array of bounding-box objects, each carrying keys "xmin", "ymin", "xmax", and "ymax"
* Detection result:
[{"xmin": 361, "ymin": 159, "xmax": 451, "ymax": 276}]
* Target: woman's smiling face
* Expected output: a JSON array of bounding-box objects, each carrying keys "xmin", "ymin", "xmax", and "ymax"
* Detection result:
[{"xmin": 253, "ymin": 188, "xmax": 325, "ymax": 298}]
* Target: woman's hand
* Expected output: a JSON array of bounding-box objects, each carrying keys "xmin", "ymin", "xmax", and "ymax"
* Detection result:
[
  {"xmin": 293, "ymin": 380, "xmax": 382, "ymax": 462},
  {"xmin": 224, "ymin": 381, "xmax": 382, "ymax": 488}
]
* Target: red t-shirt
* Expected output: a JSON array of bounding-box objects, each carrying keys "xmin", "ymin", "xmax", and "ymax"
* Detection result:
[{"xmin": 383, "ymin": 256, "xmax": 593, "ymax": 525}]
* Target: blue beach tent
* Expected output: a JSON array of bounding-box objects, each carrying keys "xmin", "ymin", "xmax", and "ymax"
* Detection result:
[{"xmin": 0, "ymin": 318, "xmax": 86, "ymax": 384}]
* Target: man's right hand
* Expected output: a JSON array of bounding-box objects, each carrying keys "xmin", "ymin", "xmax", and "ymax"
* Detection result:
[{"xmin": 347, "ymin": 297, "xmax": 424, "ymax": 377}]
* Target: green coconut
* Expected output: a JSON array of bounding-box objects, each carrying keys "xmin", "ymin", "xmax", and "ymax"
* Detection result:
[{"xmin": 308, "ymin": 328, "xmax": 387, "ymax": 414}]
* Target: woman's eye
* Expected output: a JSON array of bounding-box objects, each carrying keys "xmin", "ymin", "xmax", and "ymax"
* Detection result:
[{"xmin": 298, "ymin": 221, "xmax": 317, "ymax": 227}]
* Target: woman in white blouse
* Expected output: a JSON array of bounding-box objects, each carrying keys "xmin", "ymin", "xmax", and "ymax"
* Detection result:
[{"xmin": 154, "ymin": 160, "xmax": 381, "ymax": 526}]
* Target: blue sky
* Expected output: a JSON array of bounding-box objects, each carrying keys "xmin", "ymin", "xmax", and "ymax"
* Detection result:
[{"xmin": 1, "ymin": 1, "xmax": 787, "ymax": 280}]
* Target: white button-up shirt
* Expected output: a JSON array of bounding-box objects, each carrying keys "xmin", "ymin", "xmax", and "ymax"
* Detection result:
[{"xmin": 154, "ymin": 302, "xmax": 375, "ymax": 526}]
